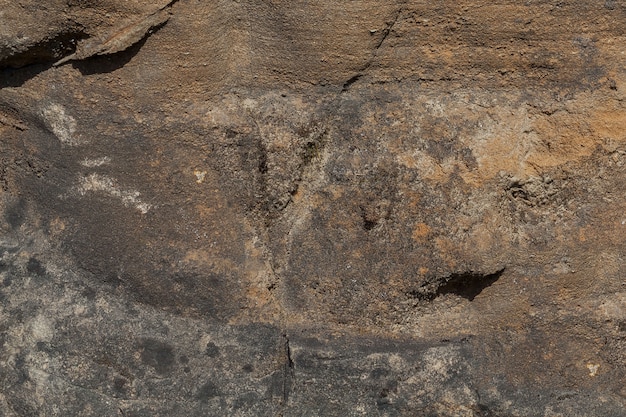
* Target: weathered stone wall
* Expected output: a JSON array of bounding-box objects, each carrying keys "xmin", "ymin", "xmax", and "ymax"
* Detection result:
[{"xmin": 2, "ymin": 1, "xmax": 626, "ymax": 415}]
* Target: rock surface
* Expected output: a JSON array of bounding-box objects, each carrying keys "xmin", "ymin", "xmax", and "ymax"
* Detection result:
[{"xmin": 2, "ymin": 1, "xmax": 626, "ymax": 415}]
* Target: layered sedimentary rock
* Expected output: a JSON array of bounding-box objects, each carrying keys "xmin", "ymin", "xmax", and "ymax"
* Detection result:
[{"xmin": 2, "ymin": 1, "xmax": 626, "ymax": 415}]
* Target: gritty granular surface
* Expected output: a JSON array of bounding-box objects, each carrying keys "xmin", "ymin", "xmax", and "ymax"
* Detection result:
[{"xmin": 2, "ymin": 1, "xmax": 626, "ymax": 415}]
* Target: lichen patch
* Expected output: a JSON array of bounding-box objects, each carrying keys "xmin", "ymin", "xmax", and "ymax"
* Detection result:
[
  {"xmin": 40, "ymin": 103, "xmax": 80, "ymax": 146},
  {"xmin": 76, "ymin": 173, "xmax": 151, "ymax": 214}
]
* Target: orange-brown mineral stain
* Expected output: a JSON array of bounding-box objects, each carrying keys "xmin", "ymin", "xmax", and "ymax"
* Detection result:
[
  {"xmin": 590, "ymin": 108, "xmax": 626, "ymax": 143},
  {"xmin": 412, "ymin": 223, "xmax": 431, "ymax": 242},
  {"xmin": 245, "ymin": 286, "xmax": 271, "ymax": 309},
  {"xmin": 435, "ymin": 237, "xmax": 459, "ymax": 269}
]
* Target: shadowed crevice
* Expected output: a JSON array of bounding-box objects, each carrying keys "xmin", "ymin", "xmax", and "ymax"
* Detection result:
[
  {"xmin": 0, "ymin": 30, "xmax": 87, "ymax": 88},
  {"xmin": 282, "ymin": 333, "xmax": 295, "ymax": 404},
  {"xmin": 0, "ymin": 29, "xmax": 87, "ymax": 72},
  {"xmin": 70, "ymin": 33, "xmax": 152, "ymax": 75},
  {"xmin": 410, "ymin": 268, "xmax": 506, "ymax": 302},
  {"xmin": 434, "ymin": 269, "xmax": 505, "ymax": 301}
]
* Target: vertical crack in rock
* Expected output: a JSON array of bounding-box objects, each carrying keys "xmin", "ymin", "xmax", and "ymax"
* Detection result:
[
  {"xmin": 374, "ymin": 7, "xmax": 402, "ymax": 52},
  {"xmin": 247, "ymin": 111, "xmax": 329, "ymax": 226},
  {"xmin": 5, "ymin": 1, "xmax": 626, "ymax": 414},
  {"xmin": 342, "ymin": 6, "xmax": 403, "ymax": 92},
  {"xmin": 282, "ymin": 333, "xmax": 295, "ymax": 404}
]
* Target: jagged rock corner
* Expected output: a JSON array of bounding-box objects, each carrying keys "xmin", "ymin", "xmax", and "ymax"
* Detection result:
[{"xmin": 2, "ymin": 1, "xmax": 626, "ymax": 415}]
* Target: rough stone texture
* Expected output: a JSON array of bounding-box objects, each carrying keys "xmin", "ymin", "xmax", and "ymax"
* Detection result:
[{"xmin": 2, "ymin": 1, "xmax": 626, "ymax": 415}]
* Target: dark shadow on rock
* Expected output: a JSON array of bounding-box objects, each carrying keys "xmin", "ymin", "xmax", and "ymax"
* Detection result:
[
  {"xmin": 69, "ymin": 36, "xmax": 149, "ymax": 76},
  {"xmin": 3, "ymin": 198, "xmax": 26, "ymax": 230},
  {"xmin": 0, "ymin": 63, "xmax": 54, "ymax": 89},
  {"xmin": 139, "ymin": 338, "xmax": 175, "ymax": 375},
  {"xmin": 409, "ymin": 268, "xmax": 506, "ymax": 302},
  {"xmin": 70, "ymin": 20, "xmax": 168, "ymax": 76},
  {"xmin": 0, "ymin": 18, "xmax": 169, "ymax": 82},
  {"xmin": 195, "ymin": 381, "xmax": 221, "ymax": 403},
  {"xmin": 0, "ymin": 30, "xmax": 87, "ymax": 87},
  {"xmin": 435, "ymin": 269, "xmax": 505, "ymax": 301}
]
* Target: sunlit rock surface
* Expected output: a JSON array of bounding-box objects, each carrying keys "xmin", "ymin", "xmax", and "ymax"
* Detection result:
[{"xmin": 2, "ymin": 1, "xmax": 626, "ymax": 415}]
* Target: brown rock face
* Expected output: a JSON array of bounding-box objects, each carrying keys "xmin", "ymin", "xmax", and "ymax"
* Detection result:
[{"xmin": 2, "ymin": 1, "xmax": 626, "ymax": 415}]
